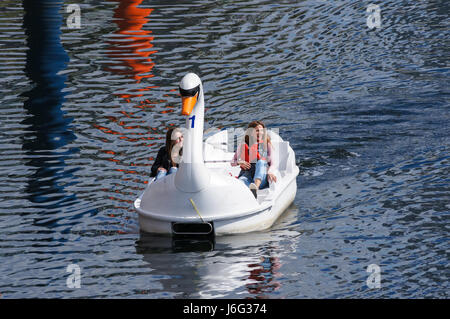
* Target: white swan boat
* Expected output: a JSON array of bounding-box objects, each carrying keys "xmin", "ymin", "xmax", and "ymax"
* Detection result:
[{"xmin": 134, "ymin": 73, "xmax": 299, "ymax": 236}]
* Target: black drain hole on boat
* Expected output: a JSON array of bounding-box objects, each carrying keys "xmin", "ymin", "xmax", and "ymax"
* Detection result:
[{"xmin": 172, "ymin": 222, "xmax": 214, "ymax": 236}]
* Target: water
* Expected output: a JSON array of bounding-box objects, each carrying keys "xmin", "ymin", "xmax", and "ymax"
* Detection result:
[{"xmin": 0, "ymin": 0, "xmax": 448, "ymax": 298}]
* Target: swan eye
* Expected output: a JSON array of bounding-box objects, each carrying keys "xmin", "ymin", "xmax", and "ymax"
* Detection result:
[{"xmin": 179, "ymin": 85, "xmax": 199, "ymax": 97}]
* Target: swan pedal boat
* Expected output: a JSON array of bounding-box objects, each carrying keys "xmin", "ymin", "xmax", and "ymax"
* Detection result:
[{"xmin": 134, "ymin": 73, "xmax": 299, "ymax": 236}]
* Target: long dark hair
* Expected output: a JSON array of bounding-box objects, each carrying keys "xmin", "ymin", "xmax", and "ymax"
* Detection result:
[
  {"xmin": 165, "ymin": 127, "xmax": 183, "ymax": 163},
  {"xmin": 244, "ymin": 120, "xmax": 271, "ymax": 150}
]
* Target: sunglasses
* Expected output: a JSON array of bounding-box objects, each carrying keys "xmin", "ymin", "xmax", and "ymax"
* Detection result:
[{"xmin": 179, "ymin": 85, "xmax": 200, "ymax": 97}]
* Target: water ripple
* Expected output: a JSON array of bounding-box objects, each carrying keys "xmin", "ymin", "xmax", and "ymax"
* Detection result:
[{"xmin": 0, "ymin": 0, "xmax": 448, "ymax": 298}]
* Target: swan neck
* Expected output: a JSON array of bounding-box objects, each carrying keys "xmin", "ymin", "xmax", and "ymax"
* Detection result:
[{"xmin": 174, "ymin": 84, "xmax": 210, "ymax": 193}]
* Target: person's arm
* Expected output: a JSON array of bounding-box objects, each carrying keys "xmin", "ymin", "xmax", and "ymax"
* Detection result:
[
  {"xmin": 150, "ymin": 147, "xmax": 165, "ymax": 177},
  {"xmin": 231, "ymin": 143, "xmax": 244, "ymax": 166},
  {"xmin": 231, "ymin": 144, "xmax": 251, "ymax": 170}
]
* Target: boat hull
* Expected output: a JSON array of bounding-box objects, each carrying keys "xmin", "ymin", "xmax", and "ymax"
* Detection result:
[{"xmin": 135, "ymin": 175, "xmax": 297, "ymax": 236}]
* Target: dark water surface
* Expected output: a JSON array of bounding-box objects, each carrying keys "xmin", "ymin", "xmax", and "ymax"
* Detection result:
[{"xmin": 0, "ymin": 0, "xmax": 448, "ymax": 298}]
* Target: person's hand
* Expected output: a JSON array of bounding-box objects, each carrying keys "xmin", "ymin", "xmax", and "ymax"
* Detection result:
[
  {"xmin": 238, "ymin": 160, "xmax": 251, "ymax": 170},
  {"xmin": 157, "ymin": 167, "xmax": 167, "ymax": 172},
  {"xmin": 268, "ymin": 173, "xmax": 277, "ymax": 183}
]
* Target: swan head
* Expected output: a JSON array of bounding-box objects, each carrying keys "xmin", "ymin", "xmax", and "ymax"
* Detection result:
[{"xmin": 179, "ymin": 73, "xmax": 201, "ymax": 116}]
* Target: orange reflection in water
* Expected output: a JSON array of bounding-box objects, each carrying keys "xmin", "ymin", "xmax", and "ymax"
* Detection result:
[
  {"xmin": 98, "ymin": 0, "xmax": 160, "ymax": 148},
  {"xmin": 106, "ymin": 0, "xmax": 156, "ymax": 83},
  {"xmin": 98, "ymin": 0, "xmax": 164, "ymax": 153},
  {"xmin": 97, "ymin": 0, "xmax": 163, "ymax": 220},
  {"xmin": 246, "ymin": 256, "xmax": 282, "ymax": 297}
]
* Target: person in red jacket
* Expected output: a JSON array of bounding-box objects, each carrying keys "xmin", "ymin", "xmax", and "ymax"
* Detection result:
[{"xmin": 231, "ymin": 121, "xmax": 277, "ymax": 198}]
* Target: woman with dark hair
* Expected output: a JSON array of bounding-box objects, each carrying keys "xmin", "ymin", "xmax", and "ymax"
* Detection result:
[
  {"xmin": 231, "ymin": 120, "xmax": 277, "ymax": 198},
  {"xmin": 150, "ymin": 127, "xmax": 183, "ymax": 180}
]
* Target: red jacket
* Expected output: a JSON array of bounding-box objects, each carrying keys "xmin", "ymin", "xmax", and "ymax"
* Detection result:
[
  {"xmin": 239, "ymin": 143, "xmax": 260, "ymax": 163},
  {"xmin": 231, "ymin": 141, "xmax": 276, "ymax": 174}
]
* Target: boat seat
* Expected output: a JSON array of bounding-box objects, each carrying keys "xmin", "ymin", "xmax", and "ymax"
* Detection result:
[
  {"xmin": 253, "ymin": 141, "xmax": 291, "ymax": 202},
  {"xmin": 273, "ymin": 141, "xmax": 290, "ymax": 176}
]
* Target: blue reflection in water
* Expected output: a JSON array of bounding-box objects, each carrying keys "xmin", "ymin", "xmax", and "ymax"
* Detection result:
[{"xmin": 21, "ymin": 0, "xmax": 78, "ymax": 226}]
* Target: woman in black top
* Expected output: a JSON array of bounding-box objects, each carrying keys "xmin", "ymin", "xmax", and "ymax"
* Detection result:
[{"xmin": 150, "ymin": 128, "xmax": 183, "ymax": 179}]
